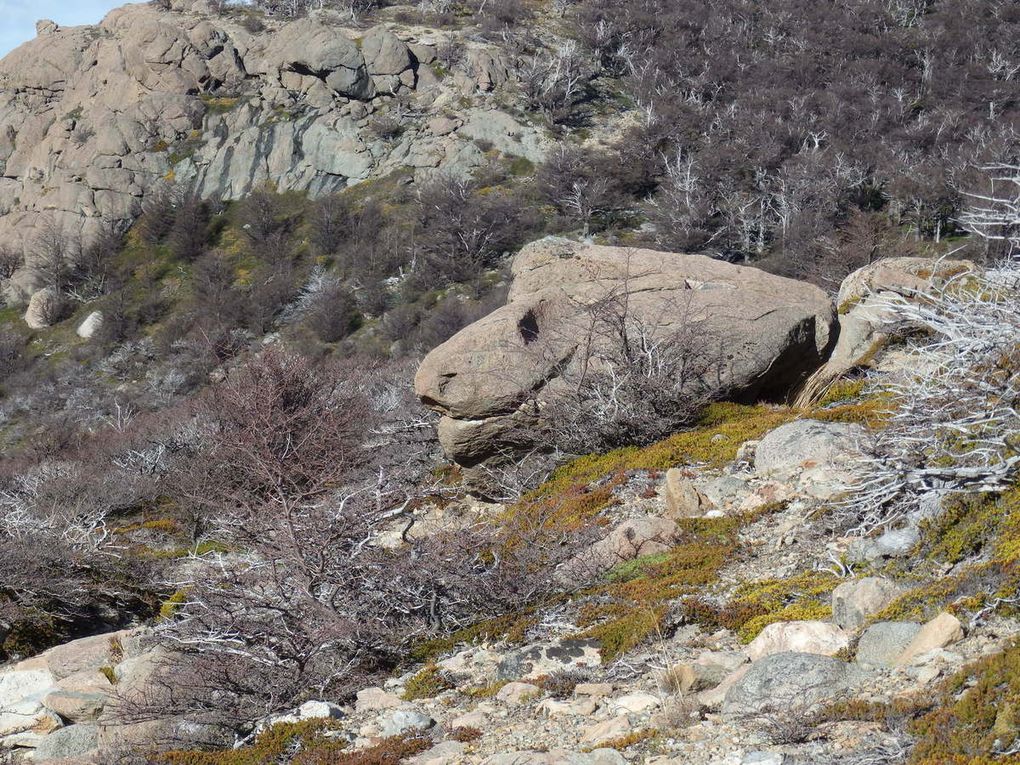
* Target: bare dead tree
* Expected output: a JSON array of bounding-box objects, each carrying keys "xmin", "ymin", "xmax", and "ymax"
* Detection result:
[
  {"xmin": 838, "ymin": 259, "xmax": 1020, "ymax": 533},
  {"xmin": 31, "ymin": 217, "xmax": 80, "ymax": 296},
  {"xmin": 139, "ymin": 349, "xmax": 588, "ymax": 728},
  {"xmin": 519, "ymin": 41, "xmax": 591, "ymax": 123},
  {"xmin": 959, "ymin": 163, "xmax": 1020, "ymax": 257},
  {"xmin": 537, "ymin": 263, "xmax": 725, "ymax": 454}
]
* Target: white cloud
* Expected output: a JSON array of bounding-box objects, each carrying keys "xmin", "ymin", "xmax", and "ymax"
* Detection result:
[{"xmin": 0, "ymin": 0, "xmax": 126, "ymax": 58}]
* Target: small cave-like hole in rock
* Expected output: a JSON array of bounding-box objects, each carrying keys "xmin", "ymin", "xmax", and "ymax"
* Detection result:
[{"xmin": 518, "ymin": 309, "xmax": 540, "ymax": 344}]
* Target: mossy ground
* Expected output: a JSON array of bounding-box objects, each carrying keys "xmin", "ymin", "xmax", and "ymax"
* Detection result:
[
  {"xmin": 573, "ymin": 513, "xmax": 773, "ymax": 660},
  {"xmin": 683, "ymin": 569, "xmax": 840, "ymax": 643},
  {"xmin": 401, "ymin": 663, "xmax": 454, "ymax": 701},
  {"xmin": 415, "ymin": 394, "xmax": 891, "ymax": 665},
  {"xmin": 159, "ymin": 721, "xmax": 430, "ymax": 765},
  {"xmin": 909, "ymin": 641, "xmax": 1020, "ymax": 764},
  {"xmin": 873, "ymin": 484, "xmax": 1020, "ymax": 625}
]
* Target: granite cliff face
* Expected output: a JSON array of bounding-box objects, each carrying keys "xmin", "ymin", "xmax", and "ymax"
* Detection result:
[{"xmin": 0, "ymin": 0, "xmax": 549, "ymax": 301}]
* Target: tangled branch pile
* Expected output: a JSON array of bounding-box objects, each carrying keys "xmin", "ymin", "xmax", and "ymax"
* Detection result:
[{"xmin": 845, "ymin": 260, "xmax": 1020, "ymax": 533}]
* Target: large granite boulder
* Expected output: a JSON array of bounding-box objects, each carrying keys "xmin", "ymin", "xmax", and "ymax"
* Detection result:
[
  {"xmin": 261, "ymin": 16, "xmax": 374, "ymax": 99},
  {"xmin": 722, "ymin": 652, "xmax": 864, "ymax": 719},
  {"xmin": 416, "ymin": 238, "xmax": 837, "ymax": 477}
]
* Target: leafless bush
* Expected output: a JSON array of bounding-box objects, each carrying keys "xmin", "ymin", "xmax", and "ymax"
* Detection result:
[
  {"xmin": 412, "ymin": 175, "xmax": 539, "ymax": 288},
  {"xmin": 0, "ymin": 329, "xmax": 28, "ymax": 380},
  {"xmin": 519, "ymin": 41, "xmax": 591, "ymax": 123},
  {"xmin": 537, "ymin": 146, "xmax": 628, "ymax": 236},
  {"xmin": 539, "ymin": 274, "xmax": 723, "ymax": 454},
  {"xmin": 0, "ymin": 409, "xmax": 192, "ymax": 658},
  {"xmin": 839, "ymin": 259, "xmax": 1020, "ymax": 533},
  {"xmin": 0, "ymin": 245, "xmax": 21, "ymax": 280},
  {"xmin": 467, "ymin": 0, "xmax": 533, "ymax": 28},
  {"xmin": 246, "ymin": 0, "xmax": 386, "ymax": 20},
  {"xmin": 138, "ymin": 184, "xmax": 176, "ymax": 244},
  {"xmin": 167, "ymin": 193, "xmax": 211, "ymax": 261},
  {"xmin": 308, "ymin": 193, "xmax": 353, "ymax": 256},
  {"xmin": 136, "ymin": 349, "xmax": 589, "ymax": 726},
  {"xmin": 303, "ymin": 280, "xmax": 362, "ymax": 343},
  {"xmin": 237, "ymin": 186, "xmax": 291, "ymax": 243},
  {"xmin": 959, "ymin": 162, "xmax": 1020, "ymax": 257},
  {"xmin": 31, "ymin": 217, "xmax": 80, "ymax": 294}
]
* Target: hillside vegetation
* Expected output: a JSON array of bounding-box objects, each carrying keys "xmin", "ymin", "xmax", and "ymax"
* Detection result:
[{"xmin": 0, "ymin": 1, "xmax": 1018, "ymax": 764}]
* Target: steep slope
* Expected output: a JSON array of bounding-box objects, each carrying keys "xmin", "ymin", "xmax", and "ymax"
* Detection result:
[{"xmin": 0, "ymin": 0, "xmax": 549, "ymax": 301}]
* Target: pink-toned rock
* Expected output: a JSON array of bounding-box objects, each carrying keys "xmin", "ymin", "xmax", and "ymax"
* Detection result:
[
  {"xmin": 574, "ymin": 682, "xmax": 614, "ymax": 699},
  {"xmin": 355, "ymin": 686, "xmax": 402, "ymax": 712},
  {"xmin": 895, "ymin": 612, "xmax": 964, "ymax": 666},
  {"xmin": 581, "ymin": 714, "xmax": 632, "ymax": 745},
  {"xmin": 416, "ymin": 238, "xmax": 837, "ymax": 473},
  {"xmin": 496, "ymin": 682, "xmax": 541, "ymax": 705},
  {"xmin": 42, "ymin": 631, "xmax": 131, "ymax": 680},
  {"xmin": 664, "ymin": 469, "xmax": 715, "ymax": 518},
  {"xmin": 43, "ymin": 689, "xmax": 108, "ymax": 722},
  {"xmin": 746, "ymin": 621, "xmax": 851, "ymax": 662}
]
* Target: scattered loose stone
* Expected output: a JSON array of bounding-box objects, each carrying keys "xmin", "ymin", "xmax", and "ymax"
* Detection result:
[
  {"xmin": 746, "ymin": 621, "xmax": 851, "ymax": 661},
  {"xmin": 895, "ymin": 612, "xmax": 964, "ymax": 666},
  {"xmin": 832, "ymin": 577, "xmax": 904, "ymax": 631}
]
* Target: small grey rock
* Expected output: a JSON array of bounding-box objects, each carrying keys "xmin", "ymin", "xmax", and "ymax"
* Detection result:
[
  {"xmin": 831, "ymin": 577, "xmax": 904, "ymax": 631},
  {"xmin": 34, "ymin": 723, "xmax": 98, "ymax": 761},
  {"xmin": 380, "ymin": 708, "xmax": 435, "ymax": 737},
  {"xmin": 856, "ymin": 622, "xmax": 922, "ymax": 667}
]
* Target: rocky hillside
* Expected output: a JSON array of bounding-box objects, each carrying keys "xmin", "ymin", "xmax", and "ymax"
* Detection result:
[
  {"xmin": 1, "ymin": 242, "xmax": 1018, "ymax": 765},
  {"xmin": 0, "ymin": 0, "xmax": 550, "ymax": 302},
  {"xmin": 0, "ymin": 1, "xmax": 1019, "ymax": 764}
]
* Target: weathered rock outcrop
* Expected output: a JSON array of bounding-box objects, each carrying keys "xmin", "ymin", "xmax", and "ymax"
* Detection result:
[
  {"xmin": 795, "ymin": 257, "xmax": 976, "ymax": 405},
  {"xmin": 0, "ymin": 1, "xmax": 549, "ymax": 301},
  {"xmin": 0, "ymin": 627, "xmax": 227, "ymax": 761},
  {"xmin": 415, "ymin": 237, "xmax": 837, "ymax": 479}
]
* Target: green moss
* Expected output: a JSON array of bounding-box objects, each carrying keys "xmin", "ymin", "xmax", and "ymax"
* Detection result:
[
  {"xmin": 816, "ymin": 378, "xmax": 868, "ymax": 407},
  {"xmin": 691, "ymin": 571, "xmax": 842, "ymax": 643},
  {"xmin": 738, "ymin": 602, "xmax": 834, "ymax": 642},
  {"xmin": 464, "ymin": 680, "xmax": 509, "ymax": 698},
  {"xmin": 574, "ymin": 515, "xmax": 751, "ymax": 660},
  {"xmin": 532, "ymin": 403, "xmax": 796, "ymax": 501},
  {"xmin": 114, "ymin": 518, "xmax": 180, "ymax": 535},
  {"xmin": 911, "ymin": 485, "xmax": 1020, "ymax": 567},
  {"xmin": 156, "ymin": 719, "xmax": 346, "ymax": 764},
  {"xmin": 811, "ymin": 392, "xmax": 894, "ymax": 427},
  {"xmin": 590, "ymin": 728, "xmax": 658, "ymax": 751},
  {"xmin": 837, "ymin": 295, "xmax": 863, "ymax": 315},
  {"xmin": 576, "ymin": 604, "xmax": 665, "ymax": 663},
  {"xmin": 409, "ymin": 610, "xmax": 539, "ymax": 663},
  {"xmin": 507, "ymin": 156, "xmax": 535, "ymax": 176},
  {"xmin": 401, "ymin": 664, "xmax": 453, "ymax": 701},
  {"xmin": 200, "ymin": 95, "xmax": 242, "ymax": 114},
  {"xmin": 910, "ymin": 641, "xmax": 1020, "ymax": 764},
  {"xmin": 158, "ymin": 589, "xmax": 190, "ymax": 622}
]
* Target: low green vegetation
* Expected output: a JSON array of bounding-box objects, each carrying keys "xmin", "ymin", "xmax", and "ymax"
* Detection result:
[
  {"xmin": 872, "ymin": 483, "xmax": 1020, "ymax": 625},
  {"xmin": 910, "ymin": 641, "xmax": 1020, "ymax": 764},
  {"xmin": 575, "ymin": 514, "xmax": 760, "ymax": 661},
  {"xmin": 401, "ymin": 663, "xmax": 453, "ymax": 701}
]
